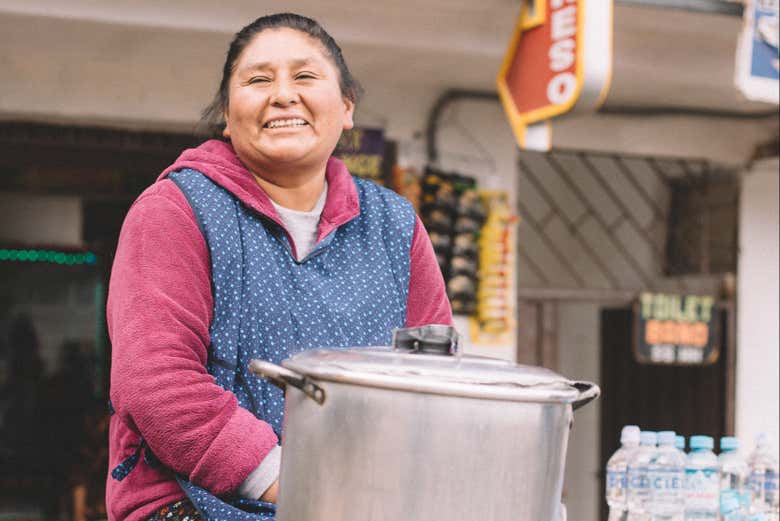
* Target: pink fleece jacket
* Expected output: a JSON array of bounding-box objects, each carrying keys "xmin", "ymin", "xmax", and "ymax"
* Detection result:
[{"xmin": 106, "ymin": 140, "xmax": 452, "ymax": 521}]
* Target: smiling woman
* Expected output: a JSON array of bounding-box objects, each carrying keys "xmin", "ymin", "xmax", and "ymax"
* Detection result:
[{"xmin": 105, "ymin": 12, "xmax": 452, "ymax": 521}]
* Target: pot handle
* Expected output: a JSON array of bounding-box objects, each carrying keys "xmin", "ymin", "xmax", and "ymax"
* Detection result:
[
  {"xmin": 248, "ymin": 359, "xmax": 326, "ymax": 405},
  {"xmin": 570, "ymin": 381, "xmax": 600, "ymax": 411}
]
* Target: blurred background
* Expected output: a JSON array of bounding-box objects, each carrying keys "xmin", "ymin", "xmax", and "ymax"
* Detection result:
[{"xmin": 0, "ymin": 1, "xmax": 777, "ymax": 520}]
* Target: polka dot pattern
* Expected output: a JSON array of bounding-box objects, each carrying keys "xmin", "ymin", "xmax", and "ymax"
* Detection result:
[{"xmin": 168, "ymin": 168, "xmax": 415, "ymax": 519}]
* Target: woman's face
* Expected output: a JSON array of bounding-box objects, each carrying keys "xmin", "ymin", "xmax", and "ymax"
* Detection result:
[{"xmin": 223, "ymin": 28, "xmax": 355, "ymax": 177}]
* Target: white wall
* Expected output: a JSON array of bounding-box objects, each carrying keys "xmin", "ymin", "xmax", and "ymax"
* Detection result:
[
  {"xmin": 558, "ymin": 303, "xmax": 601, "ymax": 521},
  {"xmin": 0, "ymin": 12, "xmax": 226, "ymax": 132},
  {"xmin": 0, "ymin": 10, "xmax": 776, "ymax": 165},
  {"xmin": 0, "ymin": 193, "xmax": 82, "ymax": 246},
  {"xmin": 736, "ymin": 157, "xmax": 780, "ymax": 456}
]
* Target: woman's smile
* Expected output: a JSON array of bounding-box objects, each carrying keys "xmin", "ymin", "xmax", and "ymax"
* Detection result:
[{"xmin": 264, "ymin": 118, "xmax": 308, "ymax": 129}]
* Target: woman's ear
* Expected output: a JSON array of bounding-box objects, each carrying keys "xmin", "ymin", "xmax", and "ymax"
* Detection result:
[
  {"xmin": 222, "ymin": 109, "xmax": 231, "ymax": 139},
  {"xmin": 342, "ymin": 98, "xmax": 355, "ymax": 131}
]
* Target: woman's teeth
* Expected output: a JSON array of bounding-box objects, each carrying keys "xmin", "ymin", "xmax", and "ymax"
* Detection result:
[{"xmin": 266, "ymin": 119, "xmax": 307, "ymax": 129}]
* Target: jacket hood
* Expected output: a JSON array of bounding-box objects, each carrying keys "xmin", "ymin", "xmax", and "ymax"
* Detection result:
[{"xmin": 159, "ymin": 139, "xmax": 360, "ymax": 240}]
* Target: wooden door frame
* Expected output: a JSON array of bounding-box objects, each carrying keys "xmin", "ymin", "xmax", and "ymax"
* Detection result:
[{"xmin": 516, "ymin": 287, "xmax": 636, "ymax": 372}]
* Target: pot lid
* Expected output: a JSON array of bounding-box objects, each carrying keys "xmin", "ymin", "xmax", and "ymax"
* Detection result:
[{"xmin": 282, "ymin": 344, "xmax": 597, "ymax": 406}]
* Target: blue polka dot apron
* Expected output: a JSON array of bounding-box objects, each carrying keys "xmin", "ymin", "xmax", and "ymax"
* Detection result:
[{"xmin": 111, "ymin": 168, "xmax": 415, "ymax": 520}]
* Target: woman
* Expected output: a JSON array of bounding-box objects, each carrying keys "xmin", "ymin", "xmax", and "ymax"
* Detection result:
[{"xmin": 106, "ymin": 12, "xmax": 451, "ymax": 521}]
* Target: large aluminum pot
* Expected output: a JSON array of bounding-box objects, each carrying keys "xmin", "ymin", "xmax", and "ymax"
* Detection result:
[{"xmin": 249, "ymin": 325, "xmax": 599, "ymax": 521}]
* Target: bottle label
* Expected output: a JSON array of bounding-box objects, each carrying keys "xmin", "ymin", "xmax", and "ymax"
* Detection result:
[
  {"xmin": 685, "ymin": 468, "xmax": 720, "ymax": 508},
  {"xmin": 650, "ymin": 469, "xmax": 684, "ymax": 492},
  {"xmin": 748, "ymin": 470, "xmax": 779, "ymax": 493},
  {"xmin": 766, "ymin": 471, "xmax": 779, "ymax": 490},
  {"xmin": 748, "ymin": 471, "xmax": 763, "ymax": 489},
  {"xmin": 629, "ymin": 468, "xmax": 650, "ymax": 490},
  {"xmin": 607, "ymin": 469, "xmax": 628, "ymax": 489},
  {"xmin": 766, "ymin": 471, "xmax": 779, "ymax": 502}
]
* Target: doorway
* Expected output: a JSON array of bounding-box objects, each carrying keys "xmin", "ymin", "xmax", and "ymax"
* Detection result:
[{"xmin": 598, "ymin": 303, "xmax": 735, "ymax": 520}]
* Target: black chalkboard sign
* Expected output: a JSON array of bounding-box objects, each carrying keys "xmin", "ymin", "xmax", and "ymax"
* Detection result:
[{"xmin": 633, "ymin": 292, "xmax": 720, "ymax": 365}]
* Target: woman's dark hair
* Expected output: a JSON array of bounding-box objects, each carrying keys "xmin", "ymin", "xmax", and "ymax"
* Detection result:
[{"xmin": 200, "ymin": 13, "xmax": 363, "ymax": 137}]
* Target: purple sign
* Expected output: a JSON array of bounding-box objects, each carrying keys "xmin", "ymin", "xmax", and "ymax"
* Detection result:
[{"xmin": 334, "ymin": 128, "xmax": 385, "ymax": 184}]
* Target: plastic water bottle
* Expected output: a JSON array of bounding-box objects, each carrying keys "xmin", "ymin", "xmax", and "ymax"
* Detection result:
[
  {"xmin": 649, "ymin": 431, "xmax": 685, "ymax": 520},
  {"xmin": 685, "ymin": 435, "xmax": 719, "ymax": 520},
  {"xmin": 628, "ymin": 431, "xmax": 658, "ymax": 520},
  {"xmin": 720, "ymin": 436, "xmax": 750, "ymax": 516},
  {"xmin": 722, "ymin": 493, "xmax": 745, "ymax": 521},
  {"xmin": 607, "ymin": 425, "xmax": 642, "ymax": 520},
  {"xmin": 676, "ymin": 436, "xmax": 687, "ymax": 453},
  {"xmin": 747, "ymin": 433, "xmax": 779, "ymax": 520}
]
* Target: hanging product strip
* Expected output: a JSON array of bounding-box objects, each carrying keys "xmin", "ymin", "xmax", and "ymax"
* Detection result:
[
  {"xmin": 420, "ymin": 166, "xmax": 485, "ymax": 316},
  {"xmin": 472, "ymin": 191, "xmax": 518, "ymax": 340}
]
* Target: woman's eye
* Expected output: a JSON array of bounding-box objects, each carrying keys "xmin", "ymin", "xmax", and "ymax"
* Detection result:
[
  {"xmin": 248, "ymin": 76, "xmax": 271, "ymax": 84},
  {"xmin": 296, "ymin": 73, "xmax": 316, "ymax": 80}
]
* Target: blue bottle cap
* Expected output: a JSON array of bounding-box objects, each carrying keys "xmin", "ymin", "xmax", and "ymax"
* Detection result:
[
  {"xmin": 720, "ymin": 436, "xmax": 739, "ymax": 451},
  {"xmin": 640, "ymin": 431, "xmax": 658, "ymax": 446},
  {"xmin": 675, "ymin": 435, "xmax": 686, "ymax": 450},
  {"xmin": 658, "ymin": 431, "xmax": 676, "ymax": 445},
  {"xmin": 690, "ymin": 435, "xmax": 714, "ymax": 450}
]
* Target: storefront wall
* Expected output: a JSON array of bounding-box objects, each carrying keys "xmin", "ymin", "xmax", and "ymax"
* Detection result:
[{"xmin": 1, "ymin": 5, "xmax": 778, "ymax": 521}]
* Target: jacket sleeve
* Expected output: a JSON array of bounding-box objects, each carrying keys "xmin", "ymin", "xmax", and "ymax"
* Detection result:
[
  {"xmin": 406, "ymin": 215, "xmax": 454, "ymax": 327},
  {"xmin": 107, "ymin": 181, "xmax": 278, "ymax": 496}
]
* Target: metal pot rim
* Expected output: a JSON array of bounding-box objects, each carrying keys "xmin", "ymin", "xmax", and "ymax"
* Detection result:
[{"xmin": 281, "ymin": 348, "xmax": 599, "ymax": 406}]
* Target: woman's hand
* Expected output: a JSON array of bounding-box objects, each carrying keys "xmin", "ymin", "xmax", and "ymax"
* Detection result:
[{"xmin": 260, "ymin": 479, "xmax": 279, "ymax": 503}]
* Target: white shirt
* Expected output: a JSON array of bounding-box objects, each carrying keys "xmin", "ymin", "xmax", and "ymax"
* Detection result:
[{"xmin": 270, "ymin": 181, "xmax": 328, "ymax": 262}]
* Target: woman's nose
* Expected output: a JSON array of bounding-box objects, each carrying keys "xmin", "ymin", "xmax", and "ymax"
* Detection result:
[{"xmin": 270, "ymin": 79, "xmax": 299, "ymax": 106}]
